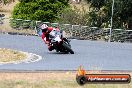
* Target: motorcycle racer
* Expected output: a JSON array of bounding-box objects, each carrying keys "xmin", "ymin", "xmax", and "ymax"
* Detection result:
[{"xmin": 40, "ymin": 24, "xmax": 60, "ymax": 51}]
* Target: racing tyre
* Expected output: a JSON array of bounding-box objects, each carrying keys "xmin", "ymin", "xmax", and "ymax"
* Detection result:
[{"xmin": 62, "ymin": 42, "xmax": 74, "ymax": 54}]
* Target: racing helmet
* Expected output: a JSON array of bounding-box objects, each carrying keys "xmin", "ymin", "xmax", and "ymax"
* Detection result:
[{"xmin": 40, "ymin": 24, "xmax": 48, "ymax": 32}]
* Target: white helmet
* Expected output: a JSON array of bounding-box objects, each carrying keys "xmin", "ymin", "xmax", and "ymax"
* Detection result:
[{"xmin": 40, "ymin": 24, "xmax": 48, "ymax": 30}]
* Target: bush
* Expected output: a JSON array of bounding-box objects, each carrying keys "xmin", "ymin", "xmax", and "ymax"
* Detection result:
[
  {"xmin": 12, "ymin": 0, "xmax": 69, "ymax": 22},
  {"xmin": 58, "ymin": 5, "xmax": 89, "ymax": 25}
]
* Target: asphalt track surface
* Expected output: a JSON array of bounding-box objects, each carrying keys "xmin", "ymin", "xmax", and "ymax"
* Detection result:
[{"xmin": 0, "ymin": 34, "xmax": 132, "ymax": 71}]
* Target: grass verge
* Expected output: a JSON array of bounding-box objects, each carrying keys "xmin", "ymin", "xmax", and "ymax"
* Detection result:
[{"xmin": 0, "ymin": 71, "xmax": 131, "ymax": 88}]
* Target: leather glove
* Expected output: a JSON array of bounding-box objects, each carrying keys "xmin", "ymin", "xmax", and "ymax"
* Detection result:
[{"xmin": 45, "ymin": 41, "xmax": 49, "ymax": 44}]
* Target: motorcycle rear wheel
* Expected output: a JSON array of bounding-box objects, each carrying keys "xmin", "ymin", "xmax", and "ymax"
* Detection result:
[{"xmin": 62, "ymin": 42, "xmax": 74, "ymax": 54}]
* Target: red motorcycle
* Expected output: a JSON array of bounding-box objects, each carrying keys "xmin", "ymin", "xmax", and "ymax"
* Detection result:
[{"xmin": 49, "ymin": 29, "xmax": 74, "ymax": 54}]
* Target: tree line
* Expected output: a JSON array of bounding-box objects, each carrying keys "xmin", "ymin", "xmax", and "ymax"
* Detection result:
[
  {"xmin": 0, "ymin": 0, "xmax": 132, "ymax": 29},
  {"xmin": 86, "ymin": 0, "xmax": 132, "ymax": 29}
]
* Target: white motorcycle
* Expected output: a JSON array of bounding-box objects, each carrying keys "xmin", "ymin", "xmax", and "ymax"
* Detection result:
[{"xmin": 49, "ymin": 29, "xmax": 74, "ymax": 54}]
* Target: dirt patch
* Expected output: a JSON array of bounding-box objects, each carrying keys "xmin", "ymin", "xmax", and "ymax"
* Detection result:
[
  {"xmin": 0, "ymin": 48, "xmax": 26, "ymax": 63},
  {"xmin": 0, "ymin": 0, "xmax": 18, "ymax": 13},
  {"xmin": 0, "ymin": 1, "xmax": 36, "ymax": 35},
  {"xmin": 0, "ymin": 48, "xmax": 42, "ymax": 64}
]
